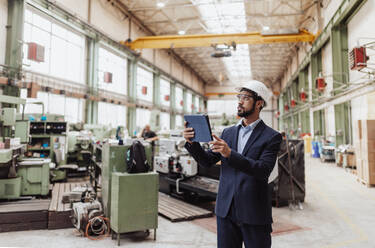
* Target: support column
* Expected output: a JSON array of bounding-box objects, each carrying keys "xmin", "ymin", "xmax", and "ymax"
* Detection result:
[
  {"xmin": 182, "ymin": 89, "xmax": 187, "ymax": 113},
  {"xmin": 170, "ymin": 82, "xmax": 176, "ymax": 129},
  {"xmin": 85, "ymin": 37, "xmax": 99, "ymax": 124},
  {"xmin": 127, "ymin": 59, "xmax": 137, "ymax": 135},
  {"xmin": 153, "ymin": 73, "xmax": 160, "ymax": 108},
  {"xmin": 331, "ymin": 24, "xmax": 349, "ymax": 95},
  {"xmin": 5, "ymin": 0, "xmax": 24, "ymax": 80},
  {"xmin": 3, "ymin": 0, "xmax": 24, "ymax": 101}
]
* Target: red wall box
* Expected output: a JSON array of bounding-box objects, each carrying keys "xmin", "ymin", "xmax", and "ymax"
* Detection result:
[
  {"xmin": 103, "ymin": 72, "xmax": 113, "ymax": 83},
  {"xmin": 349, "ymin": 47, "xmax": 368, "ymax": 71},
  {"xmin": 142, "ymin": 86, "xmax": 147, "ymax": 95},
  {"xmin": 27, "ymin": 42, "xmax": 45, "ymax": 62}
]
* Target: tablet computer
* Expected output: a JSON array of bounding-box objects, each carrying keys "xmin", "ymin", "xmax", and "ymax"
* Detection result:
[{"xmin": 184, "ymin": 114, "xmax": 213, "ymax": 142}]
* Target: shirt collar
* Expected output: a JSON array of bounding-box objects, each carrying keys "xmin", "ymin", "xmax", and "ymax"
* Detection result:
[{"xmin": 237, "ymin": 118, "xmax": 261, "ymax": 130}]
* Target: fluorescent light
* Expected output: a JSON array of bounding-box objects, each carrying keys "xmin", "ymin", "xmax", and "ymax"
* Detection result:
[
  {"xmin": 178, "ymin": 30, "xmax": 186, "ymax": 35},
  {"xmin": 156, "ymin": 2, "xmax": 165, "ymax": 8},
  {"xmin": 263, "ymin": 26, "xmax": 270, "ymax": 31}
]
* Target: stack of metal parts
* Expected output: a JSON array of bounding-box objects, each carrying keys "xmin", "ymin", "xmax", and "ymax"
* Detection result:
[{"xmin": 272, "ymin": 139, "xmax": 305, "ymax": 208}]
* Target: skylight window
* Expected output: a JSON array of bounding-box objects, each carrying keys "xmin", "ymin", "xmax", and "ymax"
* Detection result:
[{"xmin": 194, "ymin": 0, "xmax": 252, "ymax": 84}]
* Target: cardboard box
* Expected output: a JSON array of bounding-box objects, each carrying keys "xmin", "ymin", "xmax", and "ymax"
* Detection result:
[{"xmin": 347, "ymin": 154, "xmax": 356, "ymax": 167}]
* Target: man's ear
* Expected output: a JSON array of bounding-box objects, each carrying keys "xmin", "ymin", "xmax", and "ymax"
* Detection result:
[{"xmin": 256, "ymin": 100, "xmax": 264, "ymax": 110}]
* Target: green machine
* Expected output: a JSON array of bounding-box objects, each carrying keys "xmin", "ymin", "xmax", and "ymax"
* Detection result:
[
  {"xmin": 17, "ymin": 158, "xmax": 50, "ymax": 196},
  {"xmin": 0, "ymin": 95, "xmax": 50, "ymax": 199},
  {"xmin": 101, "ymin": 142, "xmax": 153, "ymax": 217},
  {"xmin": 111, "ymin": 172, "xmax": 159, "ymax": 246},
  {"xmin": 0, "ymin": 95, "xmax": 28, "ymax": 199}
]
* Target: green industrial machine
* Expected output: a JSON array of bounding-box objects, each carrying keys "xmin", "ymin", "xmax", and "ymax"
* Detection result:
[
  {"xmin": 17, "ymin": 158, "xmax": 50, "ymax": 196},
  {"xmin": 0, "ymin": 95, "xmax": 52, "ymax": 199},
  {"xmin": 101, "ymin": 142, "xmax": 153, "ymax": 217},
  {"xmin": 111, "ymin": 172, "xmax": 159, "ymax": 246},
  {"xmin": 66, "ymin": 131, "xmax": 92, "ymax": 175},
  {"xmin": 0, "ymin": 95, "xmax": 28, "ymax": 199}
]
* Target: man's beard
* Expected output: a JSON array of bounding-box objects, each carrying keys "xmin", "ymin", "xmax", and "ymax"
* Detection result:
[{"xmin": 237, "ymin": 105, "xmax": 255, "ymax": 117}]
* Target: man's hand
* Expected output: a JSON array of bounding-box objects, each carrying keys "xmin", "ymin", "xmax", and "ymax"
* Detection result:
[
  {"xmin": 210, "ymin": 134, "xmax": 231, "ymax": 158},
  {"xmin": 183, "ymin": 121, "xmax": 194, "ymax": 144}
]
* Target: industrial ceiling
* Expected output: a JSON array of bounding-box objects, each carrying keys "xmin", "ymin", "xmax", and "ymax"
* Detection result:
[{"xmin": 110, "ymin": 0, "xmax": 320, "ymax": 88}]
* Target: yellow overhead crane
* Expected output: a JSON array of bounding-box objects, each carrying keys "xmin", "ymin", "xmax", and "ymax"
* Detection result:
[{"xmin": 121, "ymin": 29, "xmax": 316, "ymax": 50}]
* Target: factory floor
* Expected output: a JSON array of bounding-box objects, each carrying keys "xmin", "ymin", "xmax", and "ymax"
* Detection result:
[{"xmin": 1, "ymin": 156, "xmax": 375, "ymax": 248}]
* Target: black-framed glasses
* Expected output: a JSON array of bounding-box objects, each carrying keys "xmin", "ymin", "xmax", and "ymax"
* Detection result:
[{"xmin": 236, "ymin": 94, "xmax": 255, "ymax": 102}]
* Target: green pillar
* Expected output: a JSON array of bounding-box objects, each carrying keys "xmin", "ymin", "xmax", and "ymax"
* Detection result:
[
  {"xmin": 311, "ymin": 50, "xmax": 322, "ymax": 100},
  {"xmin": 331, "ymin": 24, "xmax": 349, "ymax": 95},
  {"xmin": 199, "ymin": 97, "xmax": 204, "ymax": 113},
  {"xmin": 85, "ymin": 37, "xmax": 99, "ymax": 124},
  {"xmin": 170, "ymin": 82, "xmax": 176, "ymax": 129},
  {"xmin": 183, "ymin": 88, "xmax": 187, "ymax": 113},
  {"xmin": 278, "ymin": 95, "xmax": 284, "ymax": 131},
  {"xmin": 334, "ymin": 102, "xmax": 351, "ymax": 145},
  {"xmin": 5, "ymin": 0, "xmax": 24, "ymax": 80},
  {"xmin": 192, "ymin": 95, "xmax": 196, "ymax": 114},
  {"xmin": 127, "ymin": 59, "xmax": 137, "ymax": 134},
  {"xmin": 313, "ymin": 109, "xmax": 325, "ymax": 137},
  {"xmin": 153, "ymin": 73, "xmax": 160, "ymax": 108}
]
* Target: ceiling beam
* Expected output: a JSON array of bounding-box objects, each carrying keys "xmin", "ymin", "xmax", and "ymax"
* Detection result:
[{"xmin": 122, "ymin": 29, "xmax": 315, "ymax": 50}]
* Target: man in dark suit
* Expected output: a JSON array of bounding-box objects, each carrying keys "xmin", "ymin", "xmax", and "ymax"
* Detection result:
[{"xmin": 183, "ymin": 80, "xmax": 282, "ymax": 248}]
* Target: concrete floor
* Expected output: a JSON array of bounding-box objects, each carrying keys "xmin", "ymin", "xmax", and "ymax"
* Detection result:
[{"xmin": 1, "ymin": 156, "xmax": 375, "ymax": 248}]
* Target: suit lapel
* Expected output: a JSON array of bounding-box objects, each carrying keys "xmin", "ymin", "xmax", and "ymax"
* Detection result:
[
  {"xmin": 241, "ymin": 120, "xmax": 266, "ymax": 155},
  {"xmin": 232, "ymin": 125, "xmax": 241, "ymax": 152}
]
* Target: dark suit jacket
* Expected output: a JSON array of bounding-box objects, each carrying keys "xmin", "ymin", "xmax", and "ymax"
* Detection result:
[{"xmin": 185, "ymin": 120, "xmax": 282, "ymax": 225}]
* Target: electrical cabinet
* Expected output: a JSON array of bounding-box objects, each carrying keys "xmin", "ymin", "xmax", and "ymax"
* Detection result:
[{"xmin": 110, "ymin": 172, "xmax": 158, "ymax": 242}]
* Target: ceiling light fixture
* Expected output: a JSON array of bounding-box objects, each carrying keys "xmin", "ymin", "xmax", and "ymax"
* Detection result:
[
  {"xmin": 178, "ymin": 30, "xmax": 186, "ymax": 35},
  {"xmin": 263, "ymin": 26, "xmax": 270, "ymax": 31},
  {"xmin": 156, "ymin": 2, "xmax": 165, "ymax": 8}
]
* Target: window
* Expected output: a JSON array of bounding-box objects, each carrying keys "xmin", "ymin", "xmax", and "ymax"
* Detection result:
[
  {"xmin": 23, "ymin": 8, "xmax": 85, "ymax": 84},
  {"xmin": 98, "ymin": 47, "xmax": 127, "ymax": 95},
  {"xmin": 136, "ymin": 108, "xmax": 151, "ymax": 132},
  {"xmin": 195, "ymin": 96, "xmax": 200, "ymax": 112},
  {"xmin": 136, "ymin": 66, "xmax": 153, "ymax": 102},
  {"xmin": 98, "ymin": 102, "xmax": 126, "ymax": 127},
  {"xmin": 20, "ymin": 89, "xmax": 84, "ymax": 123},
  {"xmin": 160, "ymin": 78, "xmax": 170, "ymax": 107},
  {"xmin": 175, "ymin": 115, "xmax": 184, "ymax": 128},
  {"xmin": 207, "ymin": 100, "xmax": 238, "ymax": 117},
  {"xmin": 175, "ymin": 86, "xmax": 183, "ymax": 111},
  {"xmin": 160, "ymin": 112, "xmax": 170, "ymax": 130}
]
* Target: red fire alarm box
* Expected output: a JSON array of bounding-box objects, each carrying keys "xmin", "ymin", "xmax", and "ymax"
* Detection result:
[
  {"xmin": 142, "ymin": 86, "xmax": 147, "ymax": 95},
  {"xmin": 27, "ymin": 42, "xmax": 45, "ymax": 62},
  {"xmin": 299, "ymin": 91, "xmax": 307, "ymax": 102},
  {"xmin": 284, "ymin": 104, "xmax": 289, "ymax": 111},
  {"xmin": 316, "ymin": 77, "xmax": 326, "ymax": 92},
  {"xmin": 290, "ymin": 99, "xmax": 296, "ymax": 108},
  {"xmin": 349, "ymin": 46, "xmax": 368, "ymax": 71},
  {"xmin": 164, "ymin": 95, "xmax": 170, "ymax": 101},
  {"xmin": 103, "ymin": 72, "xmax": 113, "ymax": 83}
]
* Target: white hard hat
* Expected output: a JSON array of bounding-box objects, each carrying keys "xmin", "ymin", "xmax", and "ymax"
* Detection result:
[{"xmin": 235, "ymin": 80, "xmax": 272, "ymax": 105}]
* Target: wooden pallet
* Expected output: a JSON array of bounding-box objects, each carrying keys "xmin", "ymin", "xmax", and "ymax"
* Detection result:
[
  {"xmin": 158, "ymin": 193, "xmax": 213, "ymax": 222},
  {"xmin": 0, "ymin": 199, "xmax": 50, "ymax": 232},
  {"xmin": 48, "ymin": 182, "xmax": 90, "ymax": 229}
]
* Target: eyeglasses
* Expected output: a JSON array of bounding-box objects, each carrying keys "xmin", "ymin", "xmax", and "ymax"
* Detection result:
[{"xmin": 236, "ymin": 94, "xmax": 254, "ymax": 102}]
